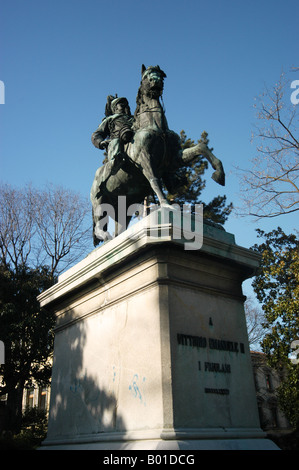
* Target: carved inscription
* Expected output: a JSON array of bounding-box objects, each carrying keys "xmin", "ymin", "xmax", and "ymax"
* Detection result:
[
  {"xmin": 177, "ymin": 332, "xmax": 246, "ymax": 397},
  {"xmin": 177, "ymin": 333, "xmax": 245, "ymax": 354},
  {"xmin": 177, "ymin": 334, "xmax": 207, "ymax": 348},
  {"xmin": 205, "ymin": 388, "xmax": 229, "ymax": 395},
  {"xmin": 204, "ymin": 362, "xmax": 231, "ymax": 373},
  {"xmin": 209, "ymin": 338, "xmax": 239, "ymax": 353}
]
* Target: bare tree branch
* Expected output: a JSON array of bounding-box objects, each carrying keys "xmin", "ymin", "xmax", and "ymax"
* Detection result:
[
  {"xmin": 0, "ymin": 183, "xmax": 92, "ymax": 278},
  {"xmin": 0, "ymin": 183, "xmax": 36, "ymax": 273},
  {"xmin": 236, "ymin": 71, "xmax": 299, "ymax": 219},
  {"xmin": 244, "ymin": 297, "xmax": 268, "ymax": 350},
  {"xmin": 33, "ymin": 183, "xmax": 92, "ymax": 276}
]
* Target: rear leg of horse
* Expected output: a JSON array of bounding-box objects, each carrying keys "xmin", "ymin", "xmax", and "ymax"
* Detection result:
[
  {"xmin": 92, "ymin": 203, "xmax": 113, "ymax": 246},
  {"xmin": 91, "ymin": 169, "xmax": 110, "ymax": 245},
  {"xmin": 115, "ymin": 213, "xmax": 132, "ymax": 237}
]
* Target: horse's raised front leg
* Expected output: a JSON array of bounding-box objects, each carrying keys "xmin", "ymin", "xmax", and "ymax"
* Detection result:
[
  {"xmin": 201, "ymin": 145, "xmax": 225, "ymax": 186},
  {"xmin": 181, "ymin": 133, "xmax": 225, "ymax": 186}
]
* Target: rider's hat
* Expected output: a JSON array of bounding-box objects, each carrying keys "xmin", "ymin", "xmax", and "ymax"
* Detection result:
[{"xmin": 111, "ymin": 97, "xmax": 128, "ymax": 113}]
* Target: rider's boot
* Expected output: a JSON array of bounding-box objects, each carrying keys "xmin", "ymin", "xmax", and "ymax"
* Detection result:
[
  {"xmin": 97, "ymin": 153, "xmax": 125, "ymax": 196},
  {"xmin": 110, "ymin": 152, "xmax": 125, "ymax": 175}
]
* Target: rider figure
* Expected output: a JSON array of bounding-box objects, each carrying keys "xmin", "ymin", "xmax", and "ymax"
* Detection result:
[{"xmin": 91, "ymin": 96, "xmax": 134, "ymax": 190}]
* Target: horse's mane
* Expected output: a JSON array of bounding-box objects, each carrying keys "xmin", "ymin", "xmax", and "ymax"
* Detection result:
[
  {"xmin": 134, "ymin": 65, "xmax": 166, "ymax": 119},
  {"xmin": 134, "ymin": 86, "xmax": 143, "ymax": 119}
]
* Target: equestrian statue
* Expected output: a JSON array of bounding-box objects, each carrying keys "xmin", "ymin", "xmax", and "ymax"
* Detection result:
[{"xmin": 90, "ymin": 65, "xmax": 225, "ymax": 245}]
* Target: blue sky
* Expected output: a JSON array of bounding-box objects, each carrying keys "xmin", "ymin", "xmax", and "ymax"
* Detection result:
[{"xmin": 0, "ymin": 0, "xmax": 298, "ymax": 295}]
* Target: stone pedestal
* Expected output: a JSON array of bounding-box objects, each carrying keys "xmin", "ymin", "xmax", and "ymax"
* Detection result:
[{"xmin": 38, "ymin": 210, "xmax": 278, "ymax": 450}]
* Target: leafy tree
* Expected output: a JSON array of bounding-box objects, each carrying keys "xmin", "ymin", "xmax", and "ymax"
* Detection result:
[
  {"xmin": 0, "ymin": 263, "xmax": 55, "ymax": 433},
  {"xmin": 252, "ymin": 227, "xmax": 299, "ymax": 428},
  {"xmin": 21, "ymin": 405, "xmax": 48, "ymax": 442},
  {"xmin": 0, "ymin": 182, "xmax": 91, "ymax": 433},
  {"xmin": 166, "ymin": 130, "xmax": 233, "ymax": 225}
]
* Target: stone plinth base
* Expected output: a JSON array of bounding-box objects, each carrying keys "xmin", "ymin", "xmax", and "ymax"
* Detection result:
[
  {"xmin": 40, "ymin": 438, "xmax": 278, "ymax": 451},
  {"xmin": 38, "ymin": 210, "xmax": 279, "ymax": 450}
]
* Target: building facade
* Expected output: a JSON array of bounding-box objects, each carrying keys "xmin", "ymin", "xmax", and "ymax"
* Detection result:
[
  {"xmin": 250, "ymin": 351, "xmax": 291, "ymax": 434},
  {"xmin": 21, "ymin": 385, "xmax": 51, "ymax": 414}
]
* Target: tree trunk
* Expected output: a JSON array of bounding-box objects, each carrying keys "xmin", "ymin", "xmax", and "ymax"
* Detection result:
[{"xmin": 6, "ymin": 382, "xmax": 25, "ymax": 434}]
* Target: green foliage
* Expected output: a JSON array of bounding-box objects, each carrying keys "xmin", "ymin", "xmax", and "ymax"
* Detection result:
[
  {"xmin": 0, "ymin": 406, "xmax": 47, "ymax": 450},
  {"xmin": 21, "ymin": 405, "xmax": 48, "ymax": 440},
  {"xmin": 0, "ymin": 264, "xmax": 55, "ymax": 388},
  {"xmin": 0, "ymin": 432, "xmax": 36, "ymax": 450},
  {"xmin": 252, "ymin": 227, "xmax": 299, "ymax": 428},
  {"xmin": 0, "ymin": 182, "xmax": 90, "ymax": 434},
  {"xmin": 277, "ymin": 364, "xmax": 299, "ymax": 429},
  {"xmin": 202, "ymin": 195, "xmax": 233, "ymax": 226},
  {"xmin": 0, "ymin": 263, "xmax": 55, "ymax": 432}
]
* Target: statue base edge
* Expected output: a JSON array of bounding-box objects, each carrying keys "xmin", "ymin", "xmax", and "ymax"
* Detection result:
[
  {"xmin": 39, "ymin": 428, "xmax": 279, "ymax": 450},
  {"xmin": 39, "ymin": 438, "xmax": 279, "ymax": 450}
]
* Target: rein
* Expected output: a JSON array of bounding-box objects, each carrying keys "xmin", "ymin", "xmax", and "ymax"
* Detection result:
[{"xmin": 136, "ymin": 106, "xmax": 163, "ymax": 116}]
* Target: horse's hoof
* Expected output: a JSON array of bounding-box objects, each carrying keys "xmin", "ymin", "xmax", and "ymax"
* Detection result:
[
  {"xmin": 160, "ymin": 201, "xmax": 175, "ymax": 210},
  {"xmin": 212, "ymin": 170, "xmax": 225, "ymax": 186},
  {"xmin": 160, "ymin": 201, "xmax": 177, "ymax": 211},
  {"xmin": 94, "ymin": 226, "xmax": 113, "ymax": 243},
  {"xmin": 93, "ymin": 237, "xmax": 101, "ymax": 247}
]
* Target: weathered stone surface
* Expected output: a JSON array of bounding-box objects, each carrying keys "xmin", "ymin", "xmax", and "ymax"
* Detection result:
[{"xmin": 38, "ymin": 213, "xmax": 278, "ymax": 449}]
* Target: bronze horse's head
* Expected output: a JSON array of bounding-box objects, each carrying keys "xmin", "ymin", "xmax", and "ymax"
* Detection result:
[{"xmin": 140, "ymin": 64, "xmax": 166, "ymax": 98}]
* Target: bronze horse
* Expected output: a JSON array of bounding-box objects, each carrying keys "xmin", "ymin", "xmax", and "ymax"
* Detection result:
[{"xmin": 90, "ymin": 65, "xmax": 225, "ymax": 245}]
